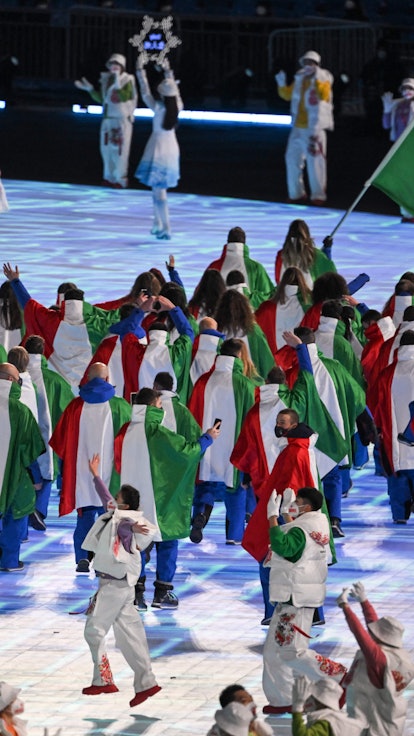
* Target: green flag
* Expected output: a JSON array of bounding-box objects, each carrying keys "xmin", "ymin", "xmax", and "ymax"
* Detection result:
[{"xmin": 370, "ymin": 117, "xmax": 414, "ymax": 216}]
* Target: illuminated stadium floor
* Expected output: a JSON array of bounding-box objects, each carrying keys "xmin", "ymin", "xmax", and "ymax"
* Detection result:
[{"xmin": 0, "ymin": 179, "xmax": 414, "ymax": 735}]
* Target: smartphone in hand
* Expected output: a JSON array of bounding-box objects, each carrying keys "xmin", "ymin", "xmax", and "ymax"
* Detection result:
[{"xmin": 214, "ymin": 417, "xmax": 222, "ymax": 428}]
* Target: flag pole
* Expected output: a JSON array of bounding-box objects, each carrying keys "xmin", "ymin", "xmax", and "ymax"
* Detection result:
[{"xmin": 327, "ymin": 116, "xmax": 414, "ymax": 239}]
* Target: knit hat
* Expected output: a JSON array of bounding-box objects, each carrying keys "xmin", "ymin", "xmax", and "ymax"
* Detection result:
[
  {"xmin": 0, "ymin": 682, "xmax": 21, "ymax": 711},
  {"xmin": 368, "ymin": 616, "xmax": 404, "ymax": 647},
  {"xmin": 300, "ymin": 50, "xmax": 321, "ymax": 66},
  {"xmin": 214, "ymin": 701, "xmax": 252, "ymax": 736},
  {"xmin": 400, "ymin": 78, "xmax": 414, "ymax": 92},
  {"xmin": 311, "ymin": 679, "xmax": 343, "ymax": 711},
  {"xmin": 106, "ymin": 53, "xmax": 126, "ymax": 70},
  {"xmin": 157, "ymin": 77, "xmax": 179, "ymax": 98}
]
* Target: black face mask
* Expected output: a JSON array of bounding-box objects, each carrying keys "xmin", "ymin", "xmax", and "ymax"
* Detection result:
[{"xmin": 274, "ymin": 425, "xmax": 288, "ymax": 438}]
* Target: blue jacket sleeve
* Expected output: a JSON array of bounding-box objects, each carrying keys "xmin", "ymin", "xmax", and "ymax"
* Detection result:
[
  {"xmin": 167, "ymin": 266, "xmax": 184, "ymax": 289},
  {"xmin": 198, "ymin": 432, "xmax": 213, "ymax": 454},
  {"xmin": 170, "ymin": 306, "xmax": 195, "ymax": 342},
  {"xmin": 109, "ymin": 308, "xmax": 146, "ymax": 340},
  {"xmin": 10, "ymin": 278, "xmax": 32, "ymax": 309},
  {"xmin": 296, "ymin": 343, "xmax": 313, "ymax": 374},
  {"xmin": 347, "ymin": 273, "xmax": 370, "ymax": 295},
  {"xmin": 28, "ymin": 460, "xmax": 42, "ymax": 485}
]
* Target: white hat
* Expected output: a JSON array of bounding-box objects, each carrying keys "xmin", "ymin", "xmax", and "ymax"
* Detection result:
[
  {"xmin": 300, "ymin": 50, "xmax": 321, "ymax": 66},
  {"xmin": 0, "ymin": 682, "xmax": 21, "ymax": 711},
  {"xmin": 311, "ymin": 679, "xmax": 343, "ymax": 711},
  {"xmin": 157, "ymin": 77, "xmax": 179, "ymax": 98},
  {"xmin": 400, "ymin": 78, "xmax": 414, "ymax": 91},
  {"xmin": 106, "ymin": 53, "xmax": 126, "ymax": 70},
  {"xmin": 214, "ymin": 702, "xmax": 252, "ymax": 736},
  {"xmin": 368, "ymin": 616, "xmax": 404, "ymax": 648}
]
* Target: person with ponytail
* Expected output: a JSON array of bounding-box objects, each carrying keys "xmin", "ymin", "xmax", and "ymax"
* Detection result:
[{"xmin": 135, "ymin": 54, "xmax": 183, "ymax": 240}]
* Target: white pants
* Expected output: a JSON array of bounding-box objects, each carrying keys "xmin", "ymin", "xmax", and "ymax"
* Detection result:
[
  {"xmin": 84, "ymin": 577, "xmax": 157, "ymax": 692},
  {"xmin": 285, "ymin": 127, "xmax": 327, "ymax": 201},
  {"xmin": 262, "ymin": 603, "xmax": 346, "ymax": 706},
  {"xmin": 100, "ymin": 117, "xmax": 133, "ymax": 187}
]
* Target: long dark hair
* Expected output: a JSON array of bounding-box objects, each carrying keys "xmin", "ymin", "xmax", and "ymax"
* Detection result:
[
  {"xmin": 272, "ymin": 266, "xmax": 311, "ymax": 305},
  {"xmin": 189, "ymin": 268, "xmax": 226, "ymax": 317},
  {"xmin": 0, "ymin": 281, "xmax": 22, "ymax": 330}
]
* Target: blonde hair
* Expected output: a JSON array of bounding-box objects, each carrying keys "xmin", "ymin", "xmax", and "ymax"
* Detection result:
[
  {"xmin": 281, "ymin": 219, "xmax": 315, "ymax": 272},
  {"xmin": 239, "ymin": 341, "xmax": 259, "ymax": 380}
]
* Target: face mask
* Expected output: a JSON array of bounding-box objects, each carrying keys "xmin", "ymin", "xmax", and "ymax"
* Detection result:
[
  {"xmin": 288, "ymin": 502, "xmax": 299, "ymax": 519},
  {"xmin": 274, "ymin": 425, "xmax": 288, "ymax": 438},
  {"xmin": 10, "ymin": 698, "xmax": 25, "ymax": 715},
  {"xmin": 402, "ymin": 88, "xmax": 414, "ymax": 99}
]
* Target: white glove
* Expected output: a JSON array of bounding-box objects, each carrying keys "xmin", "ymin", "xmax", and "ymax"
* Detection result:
[
  {"xmin": 381, "ymin": 91, "xmax": 394, "ymax": 113},
  {"xmin": 136, "ymin": 52, "xmax": 148, "ymax": 71},
  {"xmin": 336, "ymin": 587, "xmax": 350, "ymax": 607},
  {"xmin": 267, "ymin": 490, "xmax": 282, "ymax": 519},
  {"xmin": 292, "ymin": 676, "xmax": 309, "ymax": 712},
  {"xmin": 107, "ymin": 498, "xmax": 117, "ymax": 512},
  {"xmin": 349, "ymin": 580, "xmax": 367, "ymax": 603},
  {"xmin": 275, "ymin": 70, "xmax": 286, "ymax": 87},
  {"xmin": 281, "ymin": 487, "xmax": 296, "ymax": 515},
  {"xmin": 74, "ymin": 77, "xmax": 93, "ymax": 92}
]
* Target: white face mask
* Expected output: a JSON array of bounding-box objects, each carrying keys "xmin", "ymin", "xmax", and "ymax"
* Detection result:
[
  {"xmin": 10, "ymin": 698, "xmax": 25, "ymax": 715},
  {"xmin": 288, "ymin": 502, "xmax": 300, "ymax": 519},
  {"xmin": 402, "ymin": 88, "xmax": 414, "ymax": 99}
]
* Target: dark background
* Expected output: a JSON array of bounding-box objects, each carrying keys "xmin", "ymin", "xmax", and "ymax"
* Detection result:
[{"xmin": 0, "ymin": 104, "xmax": 398, "ymax": 216}]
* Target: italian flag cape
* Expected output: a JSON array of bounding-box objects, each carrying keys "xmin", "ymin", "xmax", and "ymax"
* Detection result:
[
  {"xmin": 242, "ymin": 430, "xmax": 335, "ymax": 563},
  {"xmin": 301, "ymin": 300, "xmax": 366, "ymax": 355},
  {"xmin": 275, "ymin": 344, "xmax": 365, "ymax": 468},
  {"xmin": 23, "ymin": 298, "xmax": 120, "ymax": 390},
  {"xmin": 121, "ymin": 329, "xmax": 193, "ymax": 404},
  {"xmin": 114, "ymin": 404, "xmax": 203, "ymax": 541},
  {"xmin": 0, "ymin": 381, "xmax": 45, "ymax": 519},
  {"xmin": 274, "ymin": 247, "xmax": 336, "ymax": 286},
  {"xmin": 255, "ymin": 287, "xmax": 308, "ymax": 356},
  {"xmin": 315, "ymin": 317, "xmax": 365, "ymax": 388},
  {"xmin": 50, "ymin": 390, "xmax": 131, "ymax": 516},
  {"xmin": 81, "ymin": 333, "xmax": 147, "ymax": 399},
  {"xmin": 382, "ymin": 293, "xmax": 414, "ymax": 328},
  {"xmin": 0, "ymin": 345, "xmax": 7, "ymax": 362},
  {"xmin": 362, "ymin": 317, "xmax": 395, "ymax": 388},
  {"xmin": 159, "ymin": 391, "xmax": 202, "ymax": 442},
  {"xmin": 230, "ymin": 383, "xmax": 291, "ymax": 497},
  {"xmin": 207, "ymin": 241, "xmax": 274, "ymax": 309},
  {"xmin": 188, "ymin": 355, "xmax": 255, "ymax": 488},
  {"xmin": 28, "ymin": 354, "xmax": 74, "ymax": 480},
  {"xmin": 373, "ymin": 345, "xmax": 414, "ymax": 473},
  {"xmin": 367, "ymin": 319, "xmax": 413, "ymax": 399},
  {"xmin": 189, "ymin": 332, "xmax": 222, "ymax": 393}
]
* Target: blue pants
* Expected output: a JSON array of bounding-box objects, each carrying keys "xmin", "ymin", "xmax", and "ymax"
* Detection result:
[
  {"xmin": 36, "ymin": 479, "xmax": 52, "ymax": 518},
  {"xmin": 192, "ymin": 481, "xmax": 226, "ymax": 517},
  {"xmin": 74, "ymin": 506, "xmax": 104, "ymax": 563},
  {"xmin": 140, "ymin": 539, "xmax": 178, "ymax": 584},
  {"xmin": 387, "ymin": 470, "xmax": 414, "ymax": 521},
  {"xmin": 259, "ymin": 561, "xmax": 276, "ymax": 620},
  {"xmin": 353, "ymin": 432, "xmax": 369, "ymax": 469},
  {"xmin": 224, "ymin": 485, "xmax": 247, "ymax": 542},
  {"xmin": 0, "ymin": 510, "xmax": 28, "ymax": 569},
  {"xmin": 323, "ymin": 465, "xmax": 342, "ymax": 520}
]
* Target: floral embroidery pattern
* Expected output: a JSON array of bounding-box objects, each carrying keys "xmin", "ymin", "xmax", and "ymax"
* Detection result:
[
  {"xmin": 86, "ymin": 592, "xmax": 98, "ymax": 615},
  {"xmin": 99, "ymin": 653, "xmax": 114, "ymax": 684},
  {"xmin": 315, "ymin": 653, "xmax": 347, "ymax": 676},
  {"xmin": 392, "ymin": 670, "xmax": 407, "ymax": 692},
  {"xmin": 310, "ymin": 531, "xmax": 329, "ymax": 547},
  {"xmin": 275, "ymin": 613, "xmax": 296, "ymax": 647}
]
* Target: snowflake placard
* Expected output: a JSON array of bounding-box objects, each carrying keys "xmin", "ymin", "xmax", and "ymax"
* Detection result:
[{"xmin": 129, "ymin": 15, "xmax": 182, "ymax": 65}]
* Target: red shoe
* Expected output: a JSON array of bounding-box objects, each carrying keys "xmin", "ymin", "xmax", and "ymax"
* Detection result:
[
  {"xmin": 129, "ymin": 684, "xmax": 162, "ymax": 707},
  {"xmin": 82, "ymin": 684, "xmax": 119, "ymax": 695},
  {"xmin": 401, "ymin": 217, "xmax": 414, "ymax": 223},
  {"xmin": 262, "ymin": 704, "xmax": 292, "ymax": 714},
  {"xmin": 311, "ymin": 199, "xmax": 327, "ymax": 206}
]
